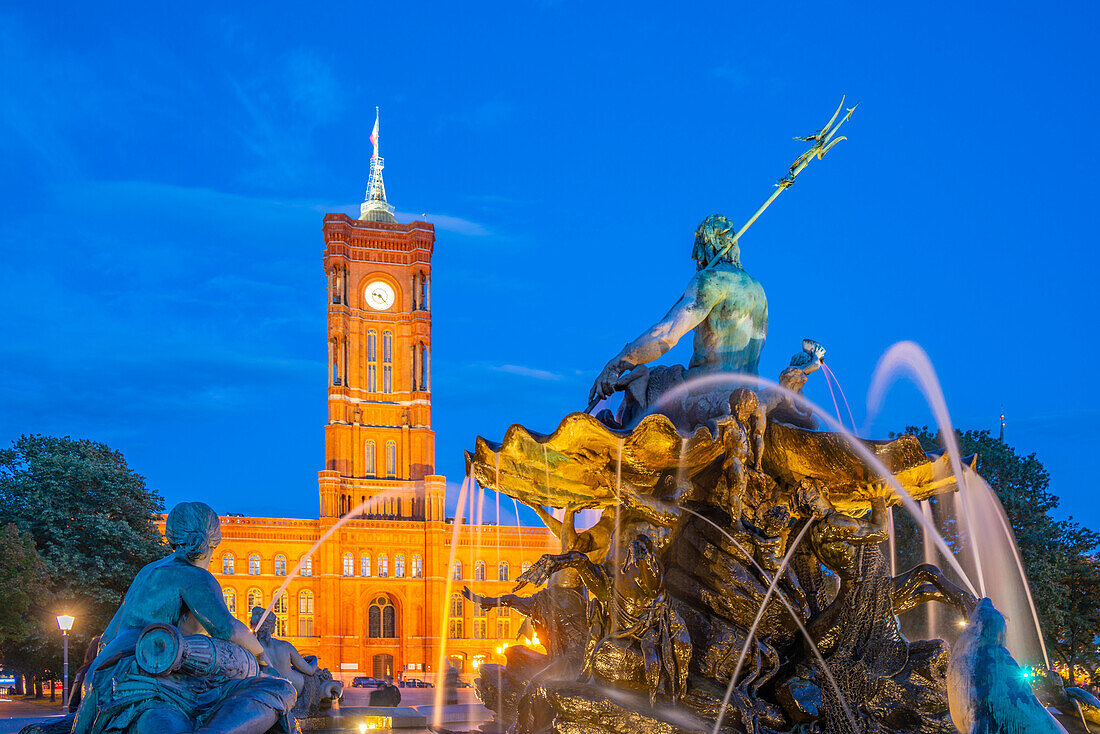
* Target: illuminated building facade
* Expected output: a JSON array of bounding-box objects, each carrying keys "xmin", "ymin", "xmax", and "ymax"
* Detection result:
[{"xmin": 173, "ymin": 112, "xmax": 555, "ymax": 683}]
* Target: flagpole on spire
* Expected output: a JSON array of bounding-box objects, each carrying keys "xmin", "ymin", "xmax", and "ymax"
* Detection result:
[
  {"xmin": 361, "ymin": 106, "xmax": 396, "ymax": 222},
  {"xmin": 370, "ymin": 106, "xmax": 380, "ymax": 161}
]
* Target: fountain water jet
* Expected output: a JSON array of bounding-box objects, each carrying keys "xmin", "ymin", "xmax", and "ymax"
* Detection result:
[
  {"xmin": 867, "ymin": 341, "xmax": 987, "ymax": 598},
  {"xmin": 256, "ymin": 488, "xmax": 406, "ymax": 630},
  {"xmin": 432, "ymin": 475, "xmax": 472, "ymax": 728}
]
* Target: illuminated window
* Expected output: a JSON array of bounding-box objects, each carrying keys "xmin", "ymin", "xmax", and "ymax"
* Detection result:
[
  {"xmin": 343, "ymin": 553, "xmax": 354, "ymax": 577},
  {"xmin": 472, "ymin": 653, "xmax": 487, "ymax": 670},
  {"xmin": 248, "ymin": 555, "xmax": 260, "ymax": 575},
  {"xmin": 224, "ymin": 588, "xmax": 236, "ymax": 615},
  {"xmin": 274, "ymin": 555, "xmax": 286, "ymax": 576},
  {"xmin": 395, "ymin": 555, "xmax": 406, "ymax": 578},
  {"xmin": 298, "ymin": 590, "xmax": 314, "ymax": 614},
  {"xmin": 368, "ymin": 596, "xmax": 396, "ymax": 639},
  {"xmin": 273, "ymin": 595, "xmax": 288, "ymax": 636},
  {"xmin": 378, "ymin": 554, "xmax": 388, "ymax": 578},
  {"xmin": 498, "ymin": 561, "xmax": 509, "ymax": 582},
  {"xmin": 497, "ymin": 619, "xmax": 509, "ymax": 639},
  {"xmin": 247, "ymin": 588, "xmax": 262, "ymax": 611},
  {"xmin": 475, "ymin": 561, "xmax": 485, "ymax": 581},
  {"xmin": 222, "ymin": 553, "xmax": 235, "ymax": 575},
  {"xmin": 382, "ymin": 331, "xmax": 393, "ymax": 393},
  {"xmin": 365, "ymin": 441, "xmax": 376, "ymax": 477},
  {"xmin": 385, "ymin": 441, "xmax": 397, "ymax": 478},
  {"xmin": 361, "ymin": 553, "xmax": 371, "ymax": 577},
  {"xmin": 473, "ymin": 620, "xmax": 487, "ymax": 639},
  {"xmin": 301, "ymin": 555, "xmax": 312, "ymax": 577},
  {"xmin": 411, "ymin": 555, "xmax": 422, "ymax": 578},
  {"xmin": 367, "ymin": 331, "xmax": 377, "ymax": 391},
  {"xmin": 448, "ymin": 621, "xmax": 463, "ymax": 640},
  {"xmin": 450, "ymin": 594, "xmax": 463, "ymax": 618},
  {"xmin": 453, "ymin": 562, "xmax": 462, "ymax": 580},
  {"xmin": 449, "ymin": 654, "xmax": 464, "ymax": 672}
]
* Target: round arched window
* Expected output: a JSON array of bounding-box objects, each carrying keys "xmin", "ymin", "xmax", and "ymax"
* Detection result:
[{"xmin": 368, "ymin": 595, "xmax": 396, "ymax": 639}]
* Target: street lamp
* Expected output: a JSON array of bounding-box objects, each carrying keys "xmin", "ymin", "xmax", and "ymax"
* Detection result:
[{"xmin": 56, "ymin": 615, "xmax": 74, "ymax": 708}]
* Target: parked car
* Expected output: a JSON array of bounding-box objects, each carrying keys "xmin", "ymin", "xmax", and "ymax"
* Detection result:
[
  {"xmin": 351, "ymin": 676, "xmax": 383, "ymax": 688},
  {"xmin": 401, "ymin": 678, "xmax": 433, "ymax": 688}
]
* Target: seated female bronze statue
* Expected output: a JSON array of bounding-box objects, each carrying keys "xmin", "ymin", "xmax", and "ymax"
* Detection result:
[{"xmin": 72, "ymin": 502, "xmax": 297, "ymax": 734}]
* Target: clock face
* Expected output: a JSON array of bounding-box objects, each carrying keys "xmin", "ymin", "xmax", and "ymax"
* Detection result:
[{"xmin": 365, "ymin": 281, "xmax": 396, "ymax": 311}]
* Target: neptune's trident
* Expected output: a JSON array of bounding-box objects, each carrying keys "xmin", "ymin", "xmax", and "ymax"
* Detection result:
[{"xmin": 704, "ymin": 96, "xmax": 858, "ymax": 270}]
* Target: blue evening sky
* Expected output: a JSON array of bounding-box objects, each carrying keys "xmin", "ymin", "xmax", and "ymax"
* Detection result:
[{"xmin": 2, "ymin": 2, "xmax": 1098, "ymax": 529}]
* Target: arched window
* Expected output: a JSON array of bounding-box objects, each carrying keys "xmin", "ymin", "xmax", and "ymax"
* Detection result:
[
  {"xmin": 298, "ymin": 590, "xmax": 314, "ymax": 614},
  {"xmin": 301, "ymin": 555, "xmax": 312, "ymax": 577},
  {"xmin": 497, "ymin": 604, "xmax": 510, "ymax": 617},
  {"xmin": 498, "ymin": 561, "xmax": 509, "ymax": 582},
  {"xmin": 366, "ymin": 330, "xmax": 377, "ymax": 391},
  {"xmin": 475, "ymin": 561, "xmax": 485, "ymax": 581},
  {"xmin": 368, "ymin": 596, "xmax": 396, "ymax": 638},
  {"xmin": 247, "ymin": 588, "xmax": 262, "ymax": 612},
  {"xmin": 385, "ymin": 441, "xmax": 397, "ymax": 478},
  {"xmin": 361, "ymin": 553, "xmax": 371, "ymax": 577},
  {"xmin": 273, "ymin": 594, "xmax": 288, "ymax": 636},
  {"xmin": 450, "ymin": 594, "xmax": 463, "ymax": 618},
  {"xmin": 222, "ymin": 553, "xmax": 235, "ymax": 575},
  {"xmin": 224, "ymin": 588, "xmax": 236, "ymax": 615},
  {"xmin": 343, "ymin": 553, "xmax": 354, "ymax": 577},
  {"xmin": 411, "ymin": 555, "xmax": 422, "ymax": 578},
  {"xmin": 382, "ymin": 331, "xmax": 393, "ymax": 393},
  {"xmin": 474, "ymin": 602, "xmax": 486, "ymax": 618},
  {"xmin": 248, "ymin": 554, "xmax": 260, "ymax": 575},
  {"xmin": 420, "ymin": 343, "xmax": 429, "ymax": 391},
  {"xmin": 274, "ymin": 555, "xmax": 287, "ymax": 576},
  {"xmin": 395, "ymin": 555, "xmax": 406, "ymax": 578},
  {"xmin": 378, "ymin": 554, "xmax": 388, "ymax": 578},
  {"xmin": 298, "ymin": 590, "xmax": 314, "ymax": 637},
  {"xmin": 365, "ymin": 440, "xmax": 376, "ymax": 477},
  {"xmin": 453, "ymin": 561, "xmax": 462, "ymax": 580},
  {"xmin": 472, "ymin": 653, "xmax": 487, "ymax": 670},
  {"xmin": 496, "ymin": 618, "xmax": 509, "ymax": 639}
]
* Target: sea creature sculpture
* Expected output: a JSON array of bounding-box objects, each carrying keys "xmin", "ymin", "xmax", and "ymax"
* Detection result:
[{"xmin": 947, "ymin": 597, "xmax": 1068, "ymax": 734}]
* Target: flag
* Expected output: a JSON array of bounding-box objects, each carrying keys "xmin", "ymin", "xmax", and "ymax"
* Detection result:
[{"xmin": 370, "ymin": 110, "xmax": 379, "ymax": 160}]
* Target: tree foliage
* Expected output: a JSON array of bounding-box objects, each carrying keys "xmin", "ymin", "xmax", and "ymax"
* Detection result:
[
  {"xmin": 0, "ymin": 434, "xmax": 167, "ymax": 679},
  {"xmin": 894, "ymin": 426, "xmax": 1100, "ymax": 680}
]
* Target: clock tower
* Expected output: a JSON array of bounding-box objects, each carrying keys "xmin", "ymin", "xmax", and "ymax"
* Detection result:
[{"xmin": 318, "ymin": 110, "xmax": 445, "ymax": 523}]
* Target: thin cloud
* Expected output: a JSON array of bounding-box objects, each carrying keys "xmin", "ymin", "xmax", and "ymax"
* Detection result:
[{"xmin": 488, "ymin": 364, "xmax": 564, "ymax": 381}]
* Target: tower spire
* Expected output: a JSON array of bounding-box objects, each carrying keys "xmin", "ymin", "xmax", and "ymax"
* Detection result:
[{"xmin": 360, "ymin": 106, "xmax": 397, "ymax": 223}]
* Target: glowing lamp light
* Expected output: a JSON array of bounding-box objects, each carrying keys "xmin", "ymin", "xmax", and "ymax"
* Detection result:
[
  {"xmin": 56, "ymin": 615, "xmax": 75, "ymax": 632},
  {"xmin": 358, "ymin": 717, "xmax": 390, "ymax": 731},
  {"xmin": 956, "ymin": 619, "xmax": 967, "ymax": 628}
]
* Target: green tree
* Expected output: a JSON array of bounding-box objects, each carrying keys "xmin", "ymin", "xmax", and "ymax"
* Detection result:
[
  {"xmin": 0, "ymin": 434, "xmax": 167, "ymax": 683},
  {"xmin": 0, "ymin": 523, "xmax": 56, "ymax": 693}
]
